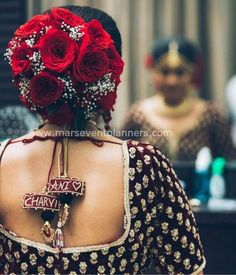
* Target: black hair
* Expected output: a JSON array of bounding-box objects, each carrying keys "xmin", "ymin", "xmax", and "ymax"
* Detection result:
[
  {"xmin": 151, "ymin": 37, "xmax": 199, "ymax": 64},
  {"xmin": 59, "ymin": 5, "xmax": 122, "ymax": 56}
]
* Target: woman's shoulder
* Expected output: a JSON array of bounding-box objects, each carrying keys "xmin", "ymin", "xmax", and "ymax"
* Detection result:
[
  {"xmin": 124, "ymin": 97, "xmax": 156, "ymax": 126},
  {"xmin": 203, "ymin": 100, "xmax": 226, "ymax": 116},
  {"xmin": 127, "ymin": 139, "xmax": 171, "ymax": 169}
]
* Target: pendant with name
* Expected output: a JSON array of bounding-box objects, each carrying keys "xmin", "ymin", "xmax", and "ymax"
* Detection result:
[
  {"xmin": 22, "ymin": 193, "xmax": 60, "ymax": 211},
  {"xmin": 47, "ymin": 177, "xmax": 86, "ymax": 196}
]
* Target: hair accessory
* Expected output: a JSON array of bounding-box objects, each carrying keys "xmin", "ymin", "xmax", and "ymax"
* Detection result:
[
  {"xmin": 156, "ymin": 41, "xmax": 193, "ymax": 71},
  {"xmin": 5, "ymin": 7, "xmax": 124, "ymax": 126}
]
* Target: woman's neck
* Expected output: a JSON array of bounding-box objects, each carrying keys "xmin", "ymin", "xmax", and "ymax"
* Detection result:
[
  {"xmin": 155, "ymin": 92, "xmax": 197, "ymax": 117},
  {"xmin": 36, "ymin": 120, "xmax": 102, "ymax": 137}
]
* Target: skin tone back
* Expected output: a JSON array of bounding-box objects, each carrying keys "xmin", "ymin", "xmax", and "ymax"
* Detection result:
[{"xmin": 0, "ymin": 124, "xmax": 125, "ymax": 247}]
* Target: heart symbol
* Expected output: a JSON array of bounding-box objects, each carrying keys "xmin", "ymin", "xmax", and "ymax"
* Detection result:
[{"xmin": 72, "ymin": 181, "xmax": 82, "ymax": 191}]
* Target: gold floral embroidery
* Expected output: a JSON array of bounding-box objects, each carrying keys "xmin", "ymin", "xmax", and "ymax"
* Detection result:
[
  {"xmin": 38, "ymin": 265, "xmax": 45, "ymax": 274},
  {"xmin": 132, "ymin": 243, "xmax": 139, "ymax": 251},
  {"xmin": 166, "ymin": 206, "xmax": 174, "ymax": 219},
  {"xmin": 129, "ymin": 168, "xmax": 135, "ymax": 181},
  {"xmin": 7, "ymin": 239, "xmax": 12, "ymax": 251},
  {"xmin": 136, "ymin": 160, "xmax": 143, "ymax": 173},
  {"xmin": 21, "ymin": 262, "xmax": 28, "ymax": 272},
  {"xmin": 38, "ymin": 249, "xmax": 45, "ymax": 257},
  {"xmin": 131, "ymin": 206, "xmax": 139, "ymax": 218},
  {"xmin": 161, "ymin": 222, "xmax": 169, "ymax": 234},
  {"xmin": 79, "ymin": 262, "xmax": 87, "ymax": 274},
  {"xmin": 141, "ymin": 198, "xmax": 147, "ymax": 211},
  {"xmin": 29, "ymin": 253, "xmax": 37, "ymax": 265},
  {"xmin": 157, "ymin": 235, "xmax": 163, "ymax": 247},
  {"xmin": 62, "ymin": 257, "xmax": 69, "ymax": 270},
  {"xmin": 129, "ymin": 147, "xmax": 136, "ymax": 158},
  {"xmin": 98, "ymin": 265, "xmax": 106, "ymax": 273},
  {"xmin": 5, "ymin": 253, "xmax": 14, "ymax": 262},
  {"xmin": 189, "ymin": 242, "xmax": 195, "ymax": 254},
  {"xmin": 46, "ymin": 256, "xmax": 54, "ymax": 269},
  {"xmin": 144, "ymin": 154, "xmax": 151, "ymax": 165},
  {"xmin": 181, "ymin": 235, "xmax": 188, "ymax": 248},
  {"xmin": 171, "ymin": 228, "xmax": 179, "ymax": 241},
  {"xmin": 177, "ymin": 212, "xmax": 183, "ymax": 225},
  {"xmin": 131, "ymin": 252, "xmax": 138, "ymax": 262},
  {"xmin": 72, "ymin": 252, "xmax": 80, "ymax": 261},
  {"xmin": 164, "ymin": 243, "xmax": 172, "ymax": 255},
  {"xmin": 167, "ymin": 264, "xmax": 174, "ymax": 272},
  {"xmin": 90, "ymin": 252, "xmax": 98, "ymax": 264},
  {"xmin": 4, "ymin": 263, "xmax": 9, "ymax": 274},
  {"xmin": 110, "ymin": 267, "xmax": 116, "ymax": 274},
  {"xmin": 14, "ymin": 251, "xmax": 20, "ymax": 262},
  {"xmin": 121, "ymin": 258, "xmax": 127, "ymax": 268},
  {"xmin": 134, "ymin": 262, "xmax": 139, "ymax": 272},
  {"xmin": 108, "ymin": 254, "xmax": 115, "ymax": 262},
  {"xmin": 101, "ymin": 247, "xmax": 109, "ymax": 255},
  {"xmin": 159, "ymin": 255, "xmax": 166, "ymax": 266},
  {"xmin": 174, "ymin": 251, "xmax": 181, "ymax": 263},
  {"xmin": 145, "ymin": 213, "xmax": 152, "ymax": 225},
  {"xmin": 21, "ymin": 243, "xmax": 28, "ymax": 254},
  {"xmin": 151, "ymin": 206, "xmax": 157, "ymax": 218},
  {"xmin": 134, "ymin": 220, "xmax": 141, "ymax": 232},
  {"xmin": 135, "ymin": 182, "xmax": 142, "ymax": 194},
  {"xmin": 143, "ymin": 175, "xmax": 149, "ymax": 188},
  {"xmin": 183, "ymin": 258, "xmax": 191, "ymax": 270},
  {"xmin": 116, "ymin": 246, "xmax": 125, "ymax": 257}
]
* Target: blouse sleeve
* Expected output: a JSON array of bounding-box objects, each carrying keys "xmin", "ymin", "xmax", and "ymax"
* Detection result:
[
  {"xmin": 208, "ymin": 103, "xmax": 236, "ymax": 160},
  {"xmin": 150, "ymin": 148, "xmax": 206, "ymax": 274},
  {"xmin": 121, "ymin": 103, "xmax": 144, "ymax": 140}
]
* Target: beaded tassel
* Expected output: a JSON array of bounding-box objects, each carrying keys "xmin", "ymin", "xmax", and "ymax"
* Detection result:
[
  {"xmin": 61, "ymin": 204, "xmax": 70, "ymax": 226},
  {"xmin": 41, "ymin": 221, "xmax": 55, "ymax": 244},
  {"xmin": 53, "ymin": 220, "xmax": 64, "ymax": 249}
]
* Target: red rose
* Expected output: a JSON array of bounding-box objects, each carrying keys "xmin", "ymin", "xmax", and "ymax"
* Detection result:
[
  {"xmin": 39, "ymin": 28, "xmax": 77, "ymax": 73},
  {"xmin": 107, "ymin": 45, "xmax": 124, "ymax": 79},
  {"xmin": 97, "ymin": 91, "xmax": 117, "ymax": 111},
  {"xmin": 14, "ymin": 14, "xmax": 49, "ymax": 38},
  {"xmin": 49, "ymin": 8, "xmax": 85, "ymax": 28},
  {"xmin": 46, "ymin": 103, "xmax": 75, "ymax": 125},
  {"xmin": 73, "ymin": 45, "xmax": 109, "ymax": 82},
  {"xmin": 30, "ymin": 72, "xmax": 64, "ymax": 107},
  {"xmin": 11, "ymin": 43, "xmax": 32, "ymax": 76},
  {"xmin": 85, "ymin": 20, "xmax": 111, "ymax": 48}
]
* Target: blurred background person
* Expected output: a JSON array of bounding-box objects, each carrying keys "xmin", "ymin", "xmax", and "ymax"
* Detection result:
[{"xmin": 122, "ymin": 37, "xmax": 236, "ymax": 161}]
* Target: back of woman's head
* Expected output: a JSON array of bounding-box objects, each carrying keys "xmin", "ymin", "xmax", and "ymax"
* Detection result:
[{"xmin": 6, "ymin": 6, "xmax": 124, "ymax": 130}]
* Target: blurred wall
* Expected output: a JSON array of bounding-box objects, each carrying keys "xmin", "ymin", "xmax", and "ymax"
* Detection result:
[{"xmin": 31, "ymin": 0, "xmax": 236, "ymax": 128}]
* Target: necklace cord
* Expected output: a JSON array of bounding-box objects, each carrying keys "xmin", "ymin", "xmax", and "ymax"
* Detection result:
[{"xmin": 47, "ymin": 141, "xmax": 59, "ymax": 184}]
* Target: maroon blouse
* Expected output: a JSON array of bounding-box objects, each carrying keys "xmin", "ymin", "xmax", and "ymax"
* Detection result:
[{"xmin": 0, "ymin": 140, "xmax": 205, "ymax": 274}]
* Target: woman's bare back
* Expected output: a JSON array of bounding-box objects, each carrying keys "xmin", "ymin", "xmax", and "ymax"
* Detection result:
[{"xmin": 0, "ymin": 134, "xmax": 125, "ymax": 248}]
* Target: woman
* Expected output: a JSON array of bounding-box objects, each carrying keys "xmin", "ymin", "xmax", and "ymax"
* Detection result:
[
  {"xmin": 0, "ymin": 7, "xmax": 205, "ymax": 274},
  {"xmin": 123, "ymin": 37, "xmax": 236, "ymax": 161}
]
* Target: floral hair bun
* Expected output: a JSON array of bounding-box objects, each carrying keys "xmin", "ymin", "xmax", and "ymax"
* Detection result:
[{"xmin": 5, "ymin": 8, "xmax": 124, "ymax": 126}]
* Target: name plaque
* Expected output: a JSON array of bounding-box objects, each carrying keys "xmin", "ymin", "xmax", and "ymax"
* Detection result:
[
  {"xmin": 47, "ymin": 177, "xmax": 86, "ymax": 196},
  {"xmin": 22, "ymin": 193, "xmax": 60, "ymax": 211}
]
